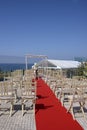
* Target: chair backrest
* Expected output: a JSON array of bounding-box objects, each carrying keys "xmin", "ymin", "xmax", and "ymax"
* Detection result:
[
  {"xmin": 24, "ymin": 69, "xmax": 35, "ymax": 81},
  {"xmin": 3, "ymin": 81, "xmax": 14, "ymax": 96},
  {"xmin": 0, "ymin": 81, "xmax": 4, "ymax": 96},
  {"xmin": 11, "ymin": 70, "xmax": 23, "ymax": 77},
  {"xmin": 21, "ymin": 79, "xmax": 36, "ymax": 97}
]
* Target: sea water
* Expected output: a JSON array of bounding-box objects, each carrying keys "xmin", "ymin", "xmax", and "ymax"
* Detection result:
[{"xmin": 0, "ymin": 63, "xmax": 33, "ymax": 72}]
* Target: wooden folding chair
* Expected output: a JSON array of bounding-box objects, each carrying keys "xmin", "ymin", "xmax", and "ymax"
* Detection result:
[
  {"xmin": 0, "ymin": 81, "xmax": 15, "ymax": 116},
  {"xmin": 67, "ymin": 85, "xmax": 86, "ymax": 120},
  {"xmin": 21, "ymin": 79, "xmax": 36, "ymax": 116}
]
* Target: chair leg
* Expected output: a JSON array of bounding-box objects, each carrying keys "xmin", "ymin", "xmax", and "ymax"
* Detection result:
[
  {"xmin": 79, "ymin": 102, "xmax": 85, "ymax": 118},
  {"xmin": 10, "ymin": 100, "xmax": 13, "ymax": 116},
  {"xmin": 14, "ymin": 89, "xmax": 17, "ymax": 103},
  {"xmin": 22, "ymin": 100, "xmax": 24, "ymax": 116},
  {"xmin": 32, "ymin": 99, "xmax": 35, "ymax": 114},
  {"xmin": 67, "ymin": 100, "xmax": 75, "ymax": 120},
  {"xmin": 71, "ymin": 106, "xmax": 75, "ymax": 120}
]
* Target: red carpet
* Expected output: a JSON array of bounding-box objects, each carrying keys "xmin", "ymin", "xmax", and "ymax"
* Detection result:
[{"xmin": 35, "ymin": 78, "xmax": 83, "ymax": 130}]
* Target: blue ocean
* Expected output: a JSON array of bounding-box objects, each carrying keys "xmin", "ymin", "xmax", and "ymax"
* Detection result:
[{"xmin": 0, "ymin": 63, "xmax": 33, "ymax": 72}]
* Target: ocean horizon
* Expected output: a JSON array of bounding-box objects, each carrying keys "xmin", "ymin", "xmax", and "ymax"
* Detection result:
[{"xmin": 0, "ymin": 63, "xmax": 33, "ymax": 72}]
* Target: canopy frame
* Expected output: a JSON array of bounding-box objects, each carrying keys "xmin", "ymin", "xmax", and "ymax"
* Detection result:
[{"xmin": 25, "ymin": 54, "xmax": 48, "ymax": 70}]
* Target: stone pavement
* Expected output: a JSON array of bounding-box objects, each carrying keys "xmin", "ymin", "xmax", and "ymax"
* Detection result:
[
  {"xmin": 64, "ymin": 100, "xmax": 87, "ymax": 130},
  {"xmin": 0, "ymin": 88, "xmax": 36, "ymax": 130},
  {"xmin": 0, "ymin": 111, "xmax": 36, "ymax": 130}
]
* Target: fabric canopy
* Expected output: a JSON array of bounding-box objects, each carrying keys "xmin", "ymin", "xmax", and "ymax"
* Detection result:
[{"xmin": 37, "ymin": 59, "xmax": 81, "ymax": 69}]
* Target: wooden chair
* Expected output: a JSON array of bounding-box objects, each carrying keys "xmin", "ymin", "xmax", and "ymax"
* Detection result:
[
  {"xmin": 21, "ymin": 79, "xmax": 36, "ymax": 116},
  {"xmin": 67, "ymin": 84, "xmax": 86, "ymax": 120},
  {"xmin": 0, "ymin": 81, "xmax": 15, "ymax": 116}
]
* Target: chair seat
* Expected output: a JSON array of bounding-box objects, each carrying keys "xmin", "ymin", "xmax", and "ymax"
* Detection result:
[
  {"xmin": 21, "ymin": 95, "xmax": 35, "ymax": 99},
  {"xmin": 0, "ymin": 96, "xmax": 15, "ymax": 100}
]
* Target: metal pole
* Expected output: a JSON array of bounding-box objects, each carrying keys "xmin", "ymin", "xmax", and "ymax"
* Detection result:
[{"xmin": 25, "ymin": 55, "xmax": 28, "ymax": 70}]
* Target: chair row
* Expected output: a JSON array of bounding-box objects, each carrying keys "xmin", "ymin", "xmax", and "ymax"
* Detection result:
[
  {"xmin": 0, "ymin": 78, "xmax": 37, "ymax": 116},
  {"xmin": 46, "ymin": 77, "xmax": 87, "ymax": 120}
]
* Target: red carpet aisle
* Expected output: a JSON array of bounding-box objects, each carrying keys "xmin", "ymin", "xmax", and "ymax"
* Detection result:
[{"xmin": 35, "ymin": 78, "xmax": 83, "ymax": 130}]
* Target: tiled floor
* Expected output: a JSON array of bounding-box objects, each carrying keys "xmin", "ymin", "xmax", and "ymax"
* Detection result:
[
  {"xmin": 0, "ymin": 93, "xmax": 36, "ymax": 130},
  {"xmin": 64, "ymin": 101, "xmax": 87, "ymax": 130}
]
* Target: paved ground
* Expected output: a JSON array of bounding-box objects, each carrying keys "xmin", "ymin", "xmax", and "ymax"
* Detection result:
[
  {"xmin": 0, "ymin": 87, "xmax": 36, "ymax": 130},
  {"xmin": 64, "ymin": 101, "xmax": 87, "ymax": 130}
]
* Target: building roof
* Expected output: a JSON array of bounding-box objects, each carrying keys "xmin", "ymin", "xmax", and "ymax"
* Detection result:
[{"xmin": 37, "ymin": 59, "xmax": 81, "ymax": 69}]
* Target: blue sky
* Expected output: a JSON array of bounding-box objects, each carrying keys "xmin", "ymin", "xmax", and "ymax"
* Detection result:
[{"xmin": 0, "ymin": 0, "xmax": 87, "ymax": 61}]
